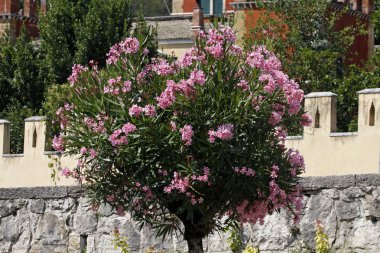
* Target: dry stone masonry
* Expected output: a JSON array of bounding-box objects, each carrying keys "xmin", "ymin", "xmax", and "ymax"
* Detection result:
[{"xmin": 1, "ymin": 174, "xmax": 380, "ymax": 252}]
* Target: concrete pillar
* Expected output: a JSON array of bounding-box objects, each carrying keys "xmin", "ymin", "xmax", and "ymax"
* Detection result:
[
  {"xmin": 0, "ymin": 120, "xmax": 10, "ymax": 155},
  {"xmin": 358, "ymin": 88, "xmax": 380, "ymax": 131},
  {"xmin": 24, "ymin": 116, "xmax": 49, "ymax": 156},
  {"xmin": 304, "ymin": 92, "xmax": 338, "ymax": 135},
  {"xmin": 191, "ymin": 1, "xmax": 204, "ymax": 39}
]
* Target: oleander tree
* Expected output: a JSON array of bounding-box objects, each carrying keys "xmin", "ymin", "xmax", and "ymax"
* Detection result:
[{"xmin": 53, "ymin": 25, "xmax": 311, "ymax": 253}]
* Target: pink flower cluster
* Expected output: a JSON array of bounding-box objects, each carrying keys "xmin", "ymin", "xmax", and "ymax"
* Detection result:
[
  {"xmin": 164, "ymin": 168, "xmax": 210, "ymax": 205},
  {"xmin": 129, "ymin": 105, "xmax": 143, "ymax": 117},
  {"xmin": 156, "ymin": 70, "xmax": 205, "ymax": 109},
  {"xmin": 234, "ymin": 167, "xmax": 255, "ymax": 177},
  {"xmin": 106, "ymin": 37, "xmax": 139, "ymax": 65},
  {"xmin": 156, "ymin": 80, "xmax": 177, "ymax": 109},
  {"xmin": 179, "ymin": 125, "xmax": 194, "ymax": 146},
  {"xmin": 204, "ymin": 26, "xmax": 236, "ymax": 59},
  {"xmin": 164, "ymin": 172, "xmax": 189, "ymax": 193},
  {"xmin": 301, "ymin": 113, "xmax": 313, "ymax": 127},
  {"xmin": 151, "ymin": 59, "xmax": 173, "ymax": 76},
  {"xmin": 68, "ymin": 64, "xmax": 88, "ymax": 86},
  {"xmin": 143, "ymin": 105, "xmax": 157, "ymax": 117},
  {"xmin": 108, "ymin": 123, "xmax": 136, "ymax": 146},
  {"xmin": 56, "ymin": 103, "xmax": 73, "ymax": 130},
  {"xmin": 237, "ymin": 79, "xmax": 249, "ymax": 91},
  {"xmin": 179, "ymin": 48, "xmax": 206, "ymax": 68},
  {"xmin": 246, "ymin": 46, "xmax": 304, "ymax": 116},
  {"xmin": 208, "ymin": 124, "xmax": 234, "ymax": 143},
  {"xmin": 52, "ymin": 134, "xmax": 64, "ymax": 152},
  {"xmin": 287, "ymin": 149, "xmax": 305, "ymax": 170},
  {"xmin": 235, "ymin": 180, "xmax": 303, "ymax": 224},
  {"xmin": 85, "ymin": 113, "xmax": 109, "ymax": 133},
  {"xmin": 80, "ymin": 147, "xmax": 97, "ymax": 158},
  {"xmin": 103, "ymin": 77, "xmax": 133, "ymax": 95}
]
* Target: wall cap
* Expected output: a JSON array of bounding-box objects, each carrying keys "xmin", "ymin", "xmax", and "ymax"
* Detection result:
[
  {"xmin": 1, "ymin": 174, "xmax": 380, "ymax": 199},
  {"xmin": 0, "ymin": 120, "xmax": 10, "ymax": 124},
  {"xmin": 330, "ymin": 132, "xmax": 358, "ymax": 137},
  {"xmin": 305, "ymin": 92, "xmax": 337, "ymax": 98},
  {"xmin": 286, "ymin": 136, "xmax": 303, "ymax": 140},
  {"xmin": 357, "ymin": 88, "xmax": 380, "ymax": 94},
  {"xmin": 24, "ymin": 116, "xmax": 47, "ymax": 122}
]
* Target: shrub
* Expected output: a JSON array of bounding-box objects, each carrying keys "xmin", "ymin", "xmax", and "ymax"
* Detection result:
[{"xmin": 55, "ymin": 24, "xmax": 307, "ymax": 252}]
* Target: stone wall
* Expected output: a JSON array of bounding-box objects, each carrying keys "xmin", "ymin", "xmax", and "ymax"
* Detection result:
[{"xmin": 1, "ymin": 174, "xmax": 380, "ymax": 253}]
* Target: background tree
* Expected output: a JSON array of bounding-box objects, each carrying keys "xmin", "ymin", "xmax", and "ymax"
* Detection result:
[
  {"xmin": 132, "ymin": 0, "xmax": 172, "ymax": 17},
  {"xmin": 39, "ymin": 0, "xmax": 135, "ymax": 84},
  {"xmin": 0, "ymin": 27, "xmax": 46, "ymax": 153},
  {"xmin": 244, "ymin": 0, "xmax": 378, "ymax": 132}
]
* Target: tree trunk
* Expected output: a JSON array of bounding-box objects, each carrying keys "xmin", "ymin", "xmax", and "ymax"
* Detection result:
[{"xmin": 187, "ymin": 237, "xmax": 204, "ymax": 253}]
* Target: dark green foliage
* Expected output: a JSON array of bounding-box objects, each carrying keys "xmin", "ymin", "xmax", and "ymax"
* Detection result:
[
  {"xmin": 132, "ymin": 0, "xmax": 172, "ymax": 17},
  {"xmin": 374, "ymin": 1, "xmax": 380, "ymax": 45},
  {"xmin": 245, "ymin": 0, "xmax": 378, "ymax": 132},
  {"xmin": 39, "ymin": 0, "xmax": 134, "ymax": 84},
  {"xmin": 2, "ymin": 102, "xmax": 34, "ymax": 154},
  {"xmin": 0, "ymin": 27, "xmax": 46, "ymax": 153}
]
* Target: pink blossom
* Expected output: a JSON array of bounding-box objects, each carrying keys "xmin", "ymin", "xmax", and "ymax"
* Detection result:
[
  {"xmin": 220, "ymin": 25, "xmax": 236, "ymax": 43},
  {"xmin": 143, "ymin": 48, "xmax": 149, "ymax": 56},
  {"xmin": 129, "ymin": 105, "xmax": 143, "ymax": 117},
  {"xmin": 151, "ymin": 59, "xmax": 173, "ymax": 76},
  {"xmin": 189, "ymin": 70, "xmax": 206, "ymax": 85},
  {"xmin": 61, "ymin": 167, "xmax": 71, "ymax": 178},
  {"xmin": 268, "ymin": 112, "xmax": 282, "ymax": 126},
  {"xmin": 229, "ymin": 45, "xmax": 243, "ymax": 56},
  {"xmin": 179, "ymin": 125, "xmax": 194, "ymax": 146},
  {"xmin": 287, "ymin": 149, "xmax": 305, "ymax": 169},
  {"xmin": 301, "ymin": 113, "xmax": 313, "ymax": 127},
  {"xmin": 109, "ymin": 129, "xmax": 128, "ymax": 146},
  {"xmin": 89, "ymin": 148, "xmax": 97, "ymax": 158},
  {"xmin": 164, "ymin": 172, "xmax": 190, "ymax": 193},
  {"xmin": 274, "ymin": 126, "xmax": 287, "ymax": 144},
  {"xmin": 270, "ymin": 165, "xmax": 280, "ymax": 178},
  {"xmin": 205, "ymin": 44, "xmax": 224, "ymax": 59},
  {"xmin": 234, "ymin": 166, "xmax": 255, "ymax": 177},
  {"xmin": 143, "ymin": 105, "xmax": 156, "ymax": 117},
  {"xmin": 122, "ymin": 123, "xmax": 137, "ymax": 134},
  {"xmin": 237, "ymin": 80, "xmax": 249, "ymax": 91},
  {"xmin": 52, "ymin": 135, "xmax": 64, "ymax": 152},
  {"xmin": 123, "ymin": 81, "xmax": 132, "ymax": 93},
  {"xmin": 68, "ymin": 64, "xmax": 88, "ymax": 86},
  {"xmin": 156, "ymin": 80, "xmax": 177, "ymax": 109},
  {"xmin": 170, "ymin": 121, "xmax": 177, "ymax": 131},
  {"xmin": 80, "ymin": 147, "xmax": 87, "ymax": 155},
  {"xmin": 180, "ymin": 48, "xmax": 206, "ymax": 68}
]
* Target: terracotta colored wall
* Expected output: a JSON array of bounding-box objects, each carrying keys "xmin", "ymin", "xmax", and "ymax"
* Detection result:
[
  {"xmin": 183, "ymin": 0, "xmax": 196, "ymax": 13},
  {"xmin": 0, "ymin": 0, "xmax": 19, "ymax": 14},
  {"xmin": 334, "ymin": 12, "xmax": 370, "ymax": 65}
]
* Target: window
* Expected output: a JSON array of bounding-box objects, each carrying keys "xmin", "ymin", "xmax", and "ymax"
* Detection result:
[{"xmin": 200, "ymin": 0, "xmax": 224, "ymax": 16}]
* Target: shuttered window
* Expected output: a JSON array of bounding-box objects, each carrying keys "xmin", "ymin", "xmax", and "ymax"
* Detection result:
[
  {"xmin": 201, "ymin": 0, "xmax": 210, "ymax": 14},
  {"xmin": 214, "ymin": 0, "xmax": 223, "ymax": 16}
]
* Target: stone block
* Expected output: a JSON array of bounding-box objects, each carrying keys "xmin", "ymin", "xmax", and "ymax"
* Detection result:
[
  {"xmin": 29, "ymin": 199, "xmax": 45, "ymax": 214},
  {"xmin": 34, "ymin": 213, "xmax": 68, "ymax": 244},
  {"xmin": 335, "ymin": 200, "xmax": 361, "ymax": 220}
]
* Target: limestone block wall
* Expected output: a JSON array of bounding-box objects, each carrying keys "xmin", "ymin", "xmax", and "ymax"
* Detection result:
[{"xmin": 1, "ymin": 174, "xmax": 380, "ymax": 253}]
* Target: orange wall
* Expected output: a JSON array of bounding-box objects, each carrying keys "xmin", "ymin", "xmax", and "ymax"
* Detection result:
[{"xmin": 182, "ymin": 0, "xmax": 234, "ymax": 13}]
